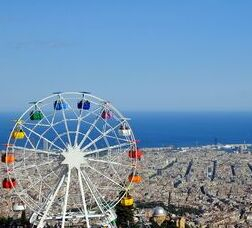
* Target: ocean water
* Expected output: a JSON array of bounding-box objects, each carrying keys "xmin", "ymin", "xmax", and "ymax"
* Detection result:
[
  {"xmin": 127, "ymin": 112, "xmax": 252, "ymax": 148},
  {"xmin": 1, "ymin": 112, "xmax": 252, "ymax": 150}
]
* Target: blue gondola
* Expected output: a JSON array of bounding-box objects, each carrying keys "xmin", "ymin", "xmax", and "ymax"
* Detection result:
[
  {"xmin": 54, "ymin": 100, "xmax": 68, "ymax": 110},
  {"xmin": 77, "ymin": 100, "xmax": 90, "ymax": 110}
]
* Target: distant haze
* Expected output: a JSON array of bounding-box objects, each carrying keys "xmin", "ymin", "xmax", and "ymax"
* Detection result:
[{"xmin": 1, "ymin": 1, "xmax": 252, "ymax": 112}]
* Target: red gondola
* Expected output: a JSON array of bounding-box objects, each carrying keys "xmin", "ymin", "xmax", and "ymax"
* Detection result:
[
  {"xmin": 128, "ymin": 149, "xmax": 143, "ymax": 160},
  {"xmin": 2, "ymin": 178, "xmax": 16, "ymax": 189}
]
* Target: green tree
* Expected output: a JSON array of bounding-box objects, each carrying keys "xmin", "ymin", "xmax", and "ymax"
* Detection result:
[
  {"xmin": 149, "ymin": 218, "xmax": 176, "ymax": 228},
  {"xmin": 115, "ymin": 203, "xmax": 135, "ymax": 227},
  {"xmin": 20, "ymin": 210, "xmax": 27, "ymax": 225},
  {"xmin": 0, "ymin": 216, "xmax": 14, "ymax": 227}
]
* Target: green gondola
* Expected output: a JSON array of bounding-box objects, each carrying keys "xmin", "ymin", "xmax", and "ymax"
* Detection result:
[{"xmin": 30, "ymin": 110, "xmax": 43, "ymax": 120}]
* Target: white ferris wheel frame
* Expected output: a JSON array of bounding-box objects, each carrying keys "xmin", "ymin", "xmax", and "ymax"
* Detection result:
[{"xmin": 5, "ymin": 92, "xmax": 139, "ymax": 228}]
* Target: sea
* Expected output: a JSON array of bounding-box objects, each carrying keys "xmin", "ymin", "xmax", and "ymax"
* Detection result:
[{"xmin": 1, "ymin": 111, "xmax": 252, "ymax": 150}]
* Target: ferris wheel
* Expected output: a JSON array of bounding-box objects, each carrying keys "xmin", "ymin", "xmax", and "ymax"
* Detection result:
[{"xmin": 3, "ymin": 92, "xmax": 142, "ymax": 227}]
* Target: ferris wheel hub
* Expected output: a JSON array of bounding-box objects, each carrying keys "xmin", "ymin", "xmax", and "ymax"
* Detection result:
[{"xmin": 61, "ymin": 145, "xmax": 88, "ymax": 170}]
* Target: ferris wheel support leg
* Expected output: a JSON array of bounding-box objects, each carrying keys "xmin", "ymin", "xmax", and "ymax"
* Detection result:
[
  {"xmin": 61, "ymin": 168, "xmax": 71, "ymax": 228},
  {"xmin": 37, "ymin": 175, "xmax": 66, "ymax": 228},
  {"xmin": 78, "ymin": 168, "xmax": 90, "ymax": 228}
]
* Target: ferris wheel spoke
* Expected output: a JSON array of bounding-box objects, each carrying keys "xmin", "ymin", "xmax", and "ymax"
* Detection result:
[
  {"xmin": 36, "ymin": 106, "xmax": 68, "ymax": 148},
  {"xmin": 84, "ymin": 142, "xmax": 131, "ymax": 156},
  {"xmin": 78, "ymin": 168, "xmax": 90, "ymax": 228},
  {"xmin": 59, "ymin": 97, "xmax": 72, "ymax": 147},
  {"xmin": 103, "ymin": 134, "xmax": 132, "ymax": 143},
  {"xmin": 108, "ymin": 164, "xmax": 125, "ymax": 188},
  {"xmin": 61, "ymin": 169, "xmax": 71, "ymax": 228},
  {"xmin": 36, "ymin": 169, "xmax": 55, "ymax": 192},
  {"xmin": 65, "ymin": 98, "xmax": 80, "ymax": 119},
  {"xmin": 79, "ymin": 105, "xmax": 102, "ymax": 122},
  {"xmin": 83, "ymin": 170, "xmax": 115, "ymax": 210},
  {"xmin": 21, "ymin": 164, "xmax": 66, "ymax": 197},
  {"xmin": 74, "ymin": 106, "xmax": 102, "ymax": 147},
  {"xmin": 96, "ymin": 186, "xmax": 124, "ymax": 191},
  {"xmin": 98, "ymin": 121, "xmax": 114, "ymax": 158},
  {"xmin": 92, "ymin": 119, "xmax": 128, "ymax": 144},
  {"xmin": 50, "ymin": 108, "xmax": 57, "ymax": 127},
  {"xmin": 88, "ymin": 159, "xmax": 130, "ymax": 190},
  {"xmin": 86, "ymin": 158, "xmax": 133, "ymax": 168},
  {"xmin": 50, "ymin": 131, "xmax": 75, "ymax": 148},
  {"xmin": 109, "ymin": 144, "xmax": 133, "ymax": 164},
  {"xmin": 10, "ymin": 145, "xmax": 61, "ymax": 156},
  {"xmin": 17, "ymin": 161, "xmax": 64, "ymax": 189},
  {"xmin": 25, "ymin": 123, "xmax": 51, "ymax": 127},
  {"xmin": 88, "ymin": 145, "xmax": 133, "ymax": 187},
  {"xmin": 74, "ymin": 116, "xmax": 83, "ymax": 147},
  {"xmin": 81, "ymin": 121, "xmax": 123, "ymax": 151},
  {"xmin": 14, "ymin": 160, "xmax": 56, "ymax": 171},
  {"xmin": 37, "ymin": 174, "xmax": 66, "ymax": 228},
  {"xmin": 96, "ymin": 117, "xmax": 128, "ymax": 143},
  {"xmin": 20, "ymin": 172, "xmax": 55, "ymax": 195},
  {"xmin": 20, "ymin": 124, "xmax": 64, "ymax": 151},
  {"xmin": 73, "ymin": 99, "xmax": 87, "ymax": 146},
  {"xmin": 48, "ymin": 124, "xmax": 68, "ymax": 149},
  {"xmin": 38, "ymin": 181, "xmax": 43, "ymax": 203},
  {"xmin": 22, "ymin": 172, "xmax": 56, "ymax": 194},
  {"xmin": 78, "ymin": 114, "xmax": 102, "ymax": 149},
  {"xmin": 23, "ymin": 132, "xmax": 37, "ymax": 150},
  {"xmin": 80, "ymin": 169, "xmax": 108, "ymax": 213},
  {"xmin": 87, "ymin": 165, "xmax": 124, "ymax": 189},
  {"xmin": 87, "ymin": 149, "xmax": 132, "ymax": 186}
]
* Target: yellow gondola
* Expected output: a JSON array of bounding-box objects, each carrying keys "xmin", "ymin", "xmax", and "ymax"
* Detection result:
[
  {"xmin": 12, "ymin": 129, "xmax": 25, "ymax": 139},
  {"xmin": 121, "ymin": 195, "xmax": 134, "ymax": 206}
]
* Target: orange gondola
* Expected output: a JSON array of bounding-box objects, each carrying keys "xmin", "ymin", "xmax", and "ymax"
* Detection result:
[
  {"xmin": 128, "ymin": 173, "xmax": 142, "ymax": 184},
  {"xmin": 1, "ymin": 153, "xmax": 15, "ymax": 164}
]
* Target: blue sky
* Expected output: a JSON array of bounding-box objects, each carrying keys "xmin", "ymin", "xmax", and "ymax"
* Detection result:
[{"xmin": 0, "ymin": 1, "xmax": 252, "ymax": 112}]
